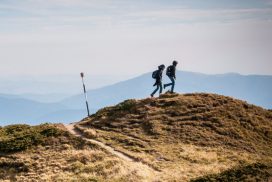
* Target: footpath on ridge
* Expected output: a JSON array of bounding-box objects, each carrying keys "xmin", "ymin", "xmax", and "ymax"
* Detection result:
[{"xmin": 65, "ymin": 123, "xmax": 160, "ymax": 173}]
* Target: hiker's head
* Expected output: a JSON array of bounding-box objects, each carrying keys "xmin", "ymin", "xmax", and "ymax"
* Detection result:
[
  {"xmin": 158, "ymin": 64, "xmax": 165, "ymax": 70},
  {"xmin": 173, "ymin": 60, "xmax": 178, "ymax": 66}
]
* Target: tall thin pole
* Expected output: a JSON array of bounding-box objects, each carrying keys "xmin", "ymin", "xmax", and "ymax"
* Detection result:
[{"xmin": 80, "ymin": 72, "xmax": 90, "ymax": 117}]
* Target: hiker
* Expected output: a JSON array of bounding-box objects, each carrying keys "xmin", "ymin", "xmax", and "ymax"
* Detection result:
[
  {"xmin": 151, "ymin": 64, "xmax": 165, "ymax": 97},
  {"xmin": 164, "ymin": 60, "xmax": 178, "ymax": 93}
]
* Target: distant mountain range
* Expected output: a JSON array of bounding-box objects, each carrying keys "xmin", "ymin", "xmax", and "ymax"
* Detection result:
[
  {"xmin": 1, "ymin": 71, "xmax": 272, "ymax": 125},
  {"xmin": 0, "ymin": 97, "xmax": 67, "ymax": 126},
  {"xmin": 0, "ymin": 94, "xmax": 96, "ymax": 126},
  {"xmin": 0, "ymin": 74, "xmax": 131, "ymax": 95},
  {"xmin": 62, "ymin": 71, "xmax": 272, "ymax": 109}
]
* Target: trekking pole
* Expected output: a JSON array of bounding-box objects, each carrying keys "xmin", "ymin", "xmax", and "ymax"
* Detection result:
[{"xmin": 80, "ymin": 72, "xmax": 90, "ymax": 117}]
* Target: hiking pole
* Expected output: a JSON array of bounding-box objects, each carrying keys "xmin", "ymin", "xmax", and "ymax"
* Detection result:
[{"xmin": 80, "ymin": 72, "xmax": 90, "ymax": 117}]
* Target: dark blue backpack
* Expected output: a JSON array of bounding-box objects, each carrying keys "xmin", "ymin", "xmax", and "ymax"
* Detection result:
[
  {"xmin": 166, "ymin": 66, "xmax": 172, "ymax": 76},
  {"xmin": 152, "ymin": 70, "xmax": 159, "ymax": 79}
]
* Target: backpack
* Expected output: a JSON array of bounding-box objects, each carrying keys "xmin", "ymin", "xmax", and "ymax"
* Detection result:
[
  {"xmin": 152, "ymin": 70, "xmax": 159, "ymax": 79},
  {"xmin": 166, "ymin": 66, "xmax": 172, "ymax": 76}
]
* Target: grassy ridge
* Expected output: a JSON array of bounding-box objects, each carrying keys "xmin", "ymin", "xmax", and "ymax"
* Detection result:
[
  {"xmin": 77, "ymin": 93, "xmax": 272, "ymax": 181},
  {"xmin": 81, "ymin": 93, "xmax": 272, "ymax": 154},
  {"xmin": 1, "ymin": 93, "xmax": 271, "ymax": 181}
]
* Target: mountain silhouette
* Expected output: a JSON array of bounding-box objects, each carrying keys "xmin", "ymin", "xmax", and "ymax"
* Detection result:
[
  {"xmin": 1, "ymin": 71, "xmax": 272, "ymax": 125},
  {"xmin": 62, "ymin": 71, "xmax": 272, "ymax": 110}
]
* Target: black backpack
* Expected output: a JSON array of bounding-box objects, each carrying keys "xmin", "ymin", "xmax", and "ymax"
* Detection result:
[
  {"xmin": 152, "ymin": 70, "xmax": 159, "ymax": 79},
  {"xmin": 166, "ymin": 66, "xmax": 172, "ymax": 76}
]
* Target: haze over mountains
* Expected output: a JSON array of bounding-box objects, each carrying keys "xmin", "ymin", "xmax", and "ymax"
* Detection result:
[
  {"xmin": 0, "ymin": 74, "xmax": 130, "ymax": 96},
  {"xmin": 1, "ymin": 71, "xmax": 272, "ymax": 126}
]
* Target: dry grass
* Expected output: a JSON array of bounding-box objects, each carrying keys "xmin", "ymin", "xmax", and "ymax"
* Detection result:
[
  {"xmin": 0, "ymin": 124, "xmax": 156, "ymax": 182},
  {"xmin": 1, "ymin": 93, "xmax": 271, "ymax": 181},
  {"xmin": 77, "ymin": 93, "xmax": 272, "ymax": 181}
]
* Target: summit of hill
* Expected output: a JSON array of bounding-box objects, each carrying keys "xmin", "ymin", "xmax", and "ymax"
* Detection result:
[{"xmin": 76, "ymin": 92, "xmax": 272, "ymax": 181}]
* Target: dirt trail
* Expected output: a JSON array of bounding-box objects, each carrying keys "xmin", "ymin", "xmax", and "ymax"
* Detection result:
[
  {"xmin": 65, "ymin": 123, "xmax": 134, "ymax": 162},
  {"xmin": 65, "ymin": 123, "xmax": 161, "ymax": 177}
]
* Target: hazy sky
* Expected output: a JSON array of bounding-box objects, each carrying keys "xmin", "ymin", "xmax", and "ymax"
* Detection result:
[{"xmin": 1, "ymin": 0, "xmax": 272, "ymax": 76}]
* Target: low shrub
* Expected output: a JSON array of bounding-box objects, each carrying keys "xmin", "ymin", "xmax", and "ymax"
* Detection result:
[
  {"xmin": 116, "ymin": 99, "xmax": 137, "ymax": 111},
  {"xmin": 0, "ymin": 124, "xmax": 69, "ymax": 153},
  {"xmin": 0, "ymin": 161, "xmax": 29, "ymax": 172},
  {"xmin": 191, "ymin": 163, "xmax": 272, "ymax": 182}
]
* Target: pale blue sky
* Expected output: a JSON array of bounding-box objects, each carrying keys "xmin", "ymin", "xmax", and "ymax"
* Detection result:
[{"xmin": 0, "ymin": 0, "xmax": 272, "ymax": 76}]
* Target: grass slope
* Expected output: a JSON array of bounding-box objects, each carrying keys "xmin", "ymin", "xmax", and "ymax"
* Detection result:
[
  {"xmin": 0, "ymin": 124, "xmax": 155, "ymax": 181},
  {"xmin": 1, "ymin": 93, "xmax": 271, "ymax": 181},
  {"xmin": 76, "ymin": 93, "xmax": 272, "ymax": 181}
]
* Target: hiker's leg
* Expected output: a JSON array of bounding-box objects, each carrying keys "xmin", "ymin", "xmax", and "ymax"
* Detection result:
[
  {"xmin": 159, "ymin": 82, "xmax": 163, "ymax": 94},
  {"xmin": 170, "ymin": 77, "xmax": 175, "ymax": 93},
  {"xmin": 164, "ymin": 83, "xmax": 171, "ymax": 87},
  {"xmin": 151, "ymin": 85, "xmax": 159, "ymax": 96},
  {"xmin": 164, "ymin": 76, "xmax": 172, "ymax": 88}
]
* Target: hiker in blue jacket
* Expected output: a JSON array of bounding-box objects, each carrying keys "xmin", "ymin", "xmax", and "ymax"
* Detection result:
[
  {"xmin": 164, "ymin": 60, "xmax": 178, "ymax": 93},
  {"xmin": 151, "ymin": 64, "xmax": 165, "ymax": 97}
]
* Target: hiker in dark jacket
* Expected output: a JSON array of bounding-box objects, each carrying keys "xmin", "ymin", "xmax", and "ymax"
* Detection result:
[
  {"xmin": 151, "ymin": 64, "xmax": 165, "ymax": 97},
  {"xmin": 164, "ymin": 60, "xmax": 178, "ymax": 93}
]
